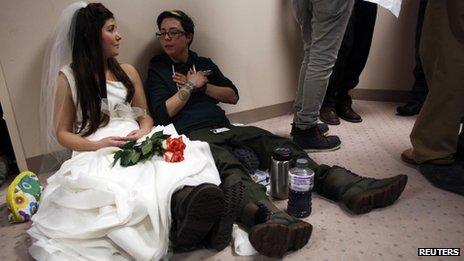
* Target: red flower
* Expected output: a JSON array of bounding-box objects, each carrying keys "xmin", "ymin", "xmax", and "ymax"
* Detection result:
[
  {"xmin": 164, "ymin": 150, "xmax": 184, "ymax": 163},
  {"xmin": 163, "ymin": 137, "xmax": 186, "ymax": 162},
  {"xmin": 165, "ymin": 137, "xmax": 186, "ymax": 153}
]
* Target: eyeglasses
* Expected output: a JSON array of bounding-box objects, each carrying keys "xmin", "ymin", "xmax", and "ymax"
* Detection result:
[{"xmin": 155, "ymin": 29, "xmax": 186, "ymax": 39}]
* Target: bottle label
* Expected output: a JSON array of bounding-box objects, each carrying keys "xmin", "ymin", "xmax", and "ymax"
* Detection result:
[{"xmin": 288, "ymin": 173, "xmax": 312, "ymax": 192}]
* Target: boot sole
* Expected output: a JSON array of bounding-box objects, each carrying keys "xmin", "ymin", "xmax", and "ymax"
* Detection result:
[
  {"xmin": 319, "ymin": 117, "xmax": 340, "ymax": 126},
  {"xmin": 173, "ymin": 184, "xmax": 224, "ymax": 248},
  {"xmin": 206, "ymin": 174, "xmax": 245, "ymax": 251},
  {"xmin": 304, "ymin": 143, "xmax": 341, "ymax": 153},
  {"xmin": 345, "ymin": 175, "xmax": 408, "ymax": 214},
  {"xmin": 249, "ymin": 221, "xmax": 313, "ymax": 257},
  {"xmin": 339, "ymin": 115, "xmax": 362, "ymax": 123}
]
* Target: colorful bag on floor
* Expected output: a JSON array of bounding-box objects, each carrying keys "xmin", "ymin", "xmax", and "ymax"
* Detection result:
[{"xmin": 6, "ymin": 170, "xmax": 42, "ymax": 223}]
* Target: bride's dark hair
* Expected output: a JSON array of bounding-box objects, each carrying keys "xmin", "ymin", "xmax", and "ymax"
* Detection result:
[{"xmin": 72, "ymin": 3, "xmax": 134, "ymax": 136}]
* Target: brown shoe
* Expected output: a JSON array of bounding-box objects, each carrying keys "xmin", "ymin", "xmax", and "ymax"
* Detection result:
[
  {"xmin": 320, "ymin": 106, "xmax": 340, "ymax": 125},
  {"xmin": 204, "ymin": 173, "xmax": 245, "ymax": 251},
  {"xmin": 170, "ymin": 184, "xmax": 224, "ymax": 251},
  {"xmin": 246, "ymin": 200, "xmax": 312, "ymax": 257},
  {"xmin": 337, "ymin": 104, "xmax": 362, "ymax": 123},
  {"xmin": 249, "ymin": 220, "xmax": 313, "ymax": 257},
  {"xmin": 401, "ymin": 148, "xmax": 416, "ymax": 164}
]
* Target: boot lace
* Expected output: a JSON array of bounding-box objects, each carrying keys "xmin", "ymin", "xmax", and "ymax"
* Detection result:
[{"xmin": 255, "ymin": 202, "xmax": 273, "ymax": 224}]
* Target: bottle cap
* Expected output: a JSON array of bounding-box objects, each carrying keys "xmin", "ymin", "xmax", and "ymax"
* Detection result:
[
  {"xmin": 295, "ymin": 158, "xmax": 309, "ymax": 168},
  {"xmin": 272, "ymin": 147, "xmax": 292, "ymax": 161}
]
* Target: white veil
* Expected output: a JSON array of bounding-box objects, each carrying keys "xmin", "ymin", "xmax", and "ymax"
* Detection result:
[{"xmin": 39, "ymin": 2, "xmax": 88, "ymax": 173}]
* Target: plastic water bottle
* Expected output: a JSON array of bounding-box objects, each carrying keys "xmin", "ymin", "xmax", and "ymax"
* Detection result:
[{"xmin": 287, "ymin": 158, "xmax": 314, "ymax": 218}]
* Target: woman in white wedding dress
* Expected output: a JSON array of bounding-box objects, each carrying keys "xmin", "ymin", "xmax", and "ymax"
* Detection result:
[{"xmin": 28, "ymin": 3, "xmax": 240, "ymax": 260}]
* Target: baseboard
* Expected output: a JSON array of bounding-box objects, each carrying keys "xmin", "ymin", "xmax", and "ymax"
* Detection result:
[
  {"xmin": 226, "ymin": 101, "xmax": 293, "ymax": 124},
  {"xmin": 226, "ymin": 89, "xmax": 410, "ymax": 124},
  {"xmin": 350, "ymin": 89, "xmax": 411, "ymax": 103}
]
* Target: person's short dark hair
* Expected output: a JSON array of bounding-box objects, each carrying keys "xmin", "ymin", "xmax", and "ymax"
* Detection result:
[{"xmin": 156, "ymin": 10, "xmax": 194, "ymax": 45}]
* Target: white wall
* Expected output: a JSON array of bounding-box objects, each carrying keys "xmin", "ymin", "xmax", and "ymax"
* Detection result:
[
  {"xmin": 358, "ymin": 0, "xmax": 419, "ymax": 91},
  {"xmin": 0, "ymin": 0, "xmax": 419, "ymax": 159}
]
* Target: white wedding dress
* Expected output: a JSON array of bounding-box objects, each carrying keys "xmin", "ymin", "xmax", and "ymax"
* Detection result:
[{"xmin": 28, "ymin": 66, "xmax": 221, "ymax": 261}]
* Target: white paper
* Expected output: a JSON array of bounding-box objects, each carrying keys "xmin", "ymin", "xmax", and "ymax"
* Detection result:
[
  {"xmin": 232, "ymin": 224, "xmax": 258, "ymax": 256},
  {"xmin": 363, "ymin": 0, "xmax": 402, "ymax": 18}
]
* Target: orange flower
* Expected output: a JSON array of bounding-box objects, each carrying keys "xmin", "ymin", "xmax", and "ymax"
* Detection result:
[
  {"xmin": 163, "ymin": 150, "xmax": 184, "ymax": 163},
  {"xmin": 14, "ymin": 193, "xmax": 29, "ymax": 209},
  {"xmin": 165, "ymin": 137, "xmax": 186, "ymax": 153}
]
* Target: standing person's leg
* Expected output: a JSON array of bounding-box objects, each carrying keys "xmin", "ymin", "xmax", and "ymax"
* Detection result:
[
  {"xmin": 409, "ymin": 0, "xmax": 464, "ymax": 165},
  {"xmin": 291, "ymin": 0, "xmax": 354, "ymax": 151},
  {"xmin": 319, "ymin": 1, "xmax": 356, "ymax": 126},
  {"xmin": 397, "ymin": 0, "xmax": 429, "ymax": 116},
  {"xmin": 336, "ymin": 0, "xmax": 377, "ymax": 123},
  {"xmin": 415, "ymin": 0, "xmax": 464, "ymax": 196},
  {"xmin": 292, "ymin": 0, "xmax": 314, "ymax": 128},
  {"xmin": 410, "ymin": 0, "xmax": 428, "ymax": 105}
]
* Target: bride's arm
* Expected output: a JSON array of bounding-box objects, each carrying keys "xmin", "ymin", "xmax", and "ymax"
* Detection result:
[
  {"xmin": 121, "ymin": 64, "xmax": 154, "ymax": 140},
  {"xmin": 55, "ymin": 73, "xmax": 127, "ymax": 151}
]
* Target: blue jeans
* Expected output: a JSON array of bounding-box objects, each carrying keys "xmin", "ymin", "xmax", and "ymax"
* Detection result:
[{"xmin": 292, "ymin": 0, "xmax": 354, "ymax": 129}]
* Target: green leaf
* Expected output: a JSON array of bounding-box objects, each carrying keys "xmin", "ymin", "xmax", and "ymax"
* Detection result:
[
  {"xmin": 111, "ymin": 130, "xmax": 175, "ymax": 168},
  {"xmin": 112, "ymin": 150, "xmax": 123, "ymax": 167},
  {"xmin": 130, "ymin": 150, "xmax": 141, "ymax": 164},
  {"xmin": 121, "ymin": 140, "xmax": 136, "ymax": 150},
  {"xmin": 121, "ymin": 150, "xmax": 132, "ymax": 166},
  {"xmin": 141, "ymin": 140, "xmax": 153, "ymax": 155},
  {"xmin": 150, "ymin": 131, "xmax": 165, "ymax": 140}
]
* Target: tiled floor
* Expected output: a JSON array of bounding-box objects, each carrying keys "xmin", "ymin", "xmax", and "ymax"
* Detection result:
[{"xmin": 1, "ymin": 101, "xmax": 463, "ymax": 260}]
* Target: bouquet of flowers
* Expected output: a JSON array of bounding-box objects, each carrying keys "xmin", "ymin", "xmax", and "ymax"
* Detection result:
[{"xmin": 113, "ymin": 131, "xmax": 186, "ymax": 167}]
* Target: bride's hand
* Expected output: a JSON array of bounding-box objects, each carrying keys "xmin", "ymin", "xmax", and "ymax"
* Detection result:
[
  {"xmin": 125, "ymin": 128, "xmax": 151, "ymax": 141},
  {"xmin": 96, "ymin": 136, "xmax": 128, "ymax": 149}
]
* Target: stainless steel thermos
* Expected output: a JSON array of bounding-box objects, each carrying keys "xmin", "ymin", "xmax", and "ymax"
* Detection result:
[{"xmin": 269, "ymin": 147, "xmax": 292, "ymax": 199}]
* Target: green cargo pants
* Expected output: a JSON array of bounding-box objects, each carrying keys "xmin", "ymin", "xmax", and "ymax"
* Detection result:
[{"xmin": 187, "ymin": 125, "xmax": 319, "ymax": 204}]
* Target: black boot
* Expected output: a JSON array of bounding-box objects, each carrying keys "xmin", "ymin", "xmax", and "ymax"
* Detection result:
[
  {"xmin": 419, "ymin": 162, "xmax": 464, "ymax": 196},
  {"xmin": 315, "ymin": 165, "xmax": 408, "ymax": 214},
  {"xmin": 457, "ymin": 131, "xmax": 464, "ymax": 162},
  {"xmin": 291, "ymin": 123, "xmax": 329, "ymax": 136},
  {"xmin": 336, "ymin": 104, "xmax": 362, "ymax": 123},
  {"xmin": 292, "ymin": 125, "xmax": 341, "ymax": 152},
  {"xmin": 170, "ymin": 183, "xmax": 224, "ymax": 251},
  {"xmin": 241, "ymin": 200, "xmax": 313, "ymax": 258},
  {"xmin": 396, "ymin": 101, "xmax": 422, "ymax": 116},
  {"xmin": 320, "ymin": 106, "xmax": 340, "ymax": 125},
  {"xmin": 204, "ymin": 173, "xmax": 245, "ymax": 251}
]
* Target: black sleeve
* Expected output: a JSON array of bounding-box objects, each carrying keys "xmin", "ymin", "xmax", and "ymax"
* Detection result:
[
  {"xmin": 206, "ymin": 58, "xmax": 239, "ymax": 99},
  {"xmin": 145, "ymin": 61, "xmax": 172, "ymax": 126}
]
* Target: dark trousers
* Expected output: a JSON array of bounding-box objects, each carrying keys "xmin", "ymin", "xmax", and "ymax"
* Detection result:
[
  {"xmin": 410, "ymin": 0, "xmax": 428, "ymax": 105},
  {"xmin": 323, "ymin": 0, "xmax": 377, "ymax": 107},
  {"xmin": 187, "ymin": 125, "xmax": 347, "ymax": 204}
]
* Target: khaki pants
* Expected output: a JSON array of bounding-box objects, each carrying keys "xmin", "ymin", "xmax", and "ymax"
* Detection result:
[{"xmin": 411, "ymin": 0, "xmax": 464, "ymax": 164}]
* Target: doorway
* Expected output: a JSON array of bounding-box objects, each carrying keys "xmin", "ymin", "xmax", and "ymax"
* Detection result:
[{"xmin": 0, "ymin": 103, "xmax": 19, "ymax": 186}]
